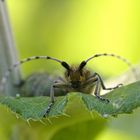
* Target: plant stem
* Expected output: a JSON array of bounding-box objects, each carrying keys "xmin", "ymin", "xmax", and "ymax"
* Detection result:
[{"xmin": 0, "ymin": 0, "xmax": 21, "ymax": 96}]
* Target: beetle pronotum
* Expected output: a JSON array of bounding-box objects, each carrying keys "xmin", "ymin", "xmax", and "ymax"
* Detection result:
[{"xmin": 0, "ymin": 53, "xmax": 136, "ymax": 115}]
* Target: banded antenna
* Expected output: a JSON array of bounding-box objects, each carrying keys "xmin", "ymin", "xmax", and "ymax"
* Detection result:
[
  {"xmin": 79, "ymin": 53, "xmax": 137, "ymax": 80},
  {"xmin": 0, "ymin": 56, "xmax": 70, "ymax": 92}
]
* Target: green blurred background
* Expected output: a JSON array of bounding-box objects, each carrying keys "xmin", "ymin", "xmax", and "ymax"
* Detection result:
[
  {"xmin": 1, "ymin": 0, "xmax": 140, "ymax": 140},
  {"xmin": 7, "ymin": 0, "xmax": 140, "ymax": 77}
]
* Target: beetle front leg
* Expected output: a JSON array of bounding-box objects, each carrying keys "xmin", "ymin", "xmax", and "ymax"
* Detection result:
[
  {"xmin": 96, "ymin": 73, "xmax": 123, "ymax": 90},
  {"xmin": 44, "ymin": 82, "xmax": 69, "ymax": 116},
  {"xmin": 83, "ymin": 74, "xmax": 109, "ymax": 103},
  {"xmin": 94, "ymin": 73, "xmax": 122, "ymax": 103},
  {"xmin": 45, "ymin": 85, "xmax": 55, "ymax": 115},
  {"xmin": 94, "ymin": 78, "xmax": 110, "ymax": 103}
]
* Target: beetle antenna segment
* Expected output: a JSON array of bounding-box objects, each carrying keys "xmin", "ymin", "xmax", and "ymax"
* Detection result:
[
  {"xmin": 61, "ymin": 62, "xmax": 71, "ymax": 70},
  {"xmin": 78, "ymin": 61, "xmax": 87, "ymax": 71},
  {"xmin": 84, "ymin": 53, "xmax": 137, "ymax": 80},
  {"xmin": 0, "ymin": 56, "xmax": 69, "ymax": 91}
]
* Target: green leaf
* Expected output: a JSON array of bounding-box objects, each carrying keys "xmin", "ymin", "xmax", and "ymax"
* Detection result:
[
  {"xmin": 51, "ymin": 119, "xmax": 106, "ymax": 140},
  {"xmin": 0, "ymin": 81, "xmax": 140, "ymax": 120}
]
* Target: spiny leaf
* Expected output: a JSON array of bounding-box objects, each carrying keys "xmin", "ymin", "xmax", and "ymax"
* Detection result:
[{"xmin": 0, "ymin": 81, "xmax": 140, "ymax": 120}]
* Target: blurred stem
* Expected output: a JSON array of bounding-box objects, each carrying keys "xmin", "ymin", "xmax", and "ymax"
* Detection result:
[{"xmin": 0, "ymin": 0, "xmax": 21, "ymax": 96}]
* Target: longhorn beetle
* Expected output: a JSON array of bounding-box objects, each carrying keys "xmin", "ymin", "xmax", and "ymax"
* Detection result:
[{"xmin": 0, "ymin": 53, "xmax": 136, "ymax": 115}]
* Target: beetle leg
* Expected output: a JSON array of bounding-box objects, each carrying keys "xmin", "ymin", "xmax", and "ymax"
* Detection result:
[
  {"xmin": 84, "ymin": 73, "xmax": 122, "ymax": 103},
  {"xmin": 94, "ymin": 77, "xmax": 109, "ymax": 103},
  {"xmin": 93, "ymin": 73, "xmax": 122, "ymax": 103},
  {"xmin": 95, "ymin": 73, "xmax": 123, "ymax": 90},
  {"xmin": 45, "ymin": 82, "xmax": 69, "ymax": 116}
]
